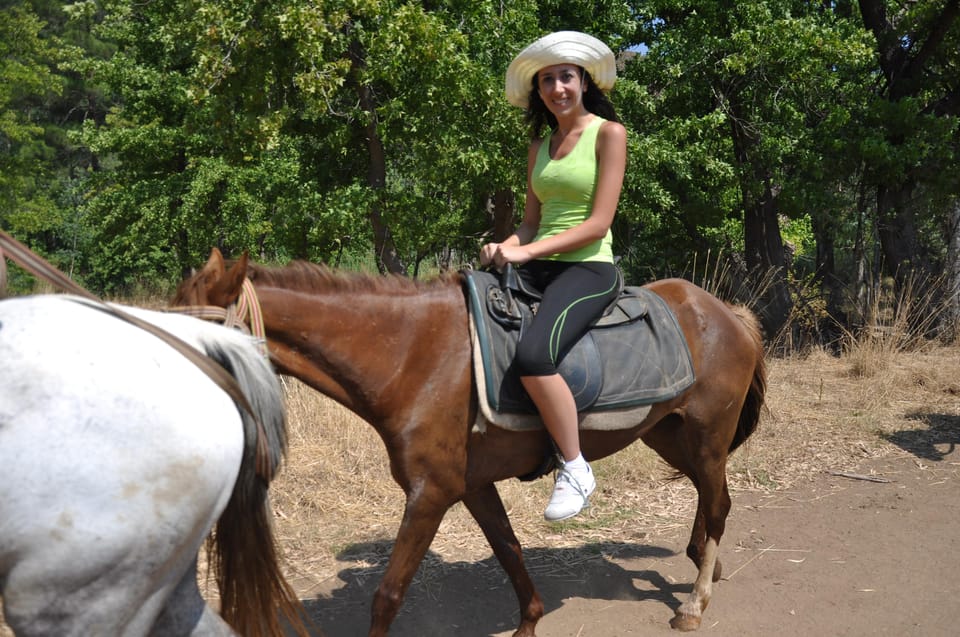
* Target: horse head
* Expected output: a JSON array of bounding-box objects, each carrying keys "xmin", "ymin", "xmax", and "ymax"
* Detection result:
[{"xmin": 174, "ymin": 248, "xmax": 249, "ymax": 308}]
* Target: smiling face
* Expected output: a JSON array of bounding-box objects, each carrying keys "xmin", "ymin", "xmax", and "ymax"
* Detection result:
[{"xmin": 535, "ymin": 63, "xmax": 586, "ymax": 118}]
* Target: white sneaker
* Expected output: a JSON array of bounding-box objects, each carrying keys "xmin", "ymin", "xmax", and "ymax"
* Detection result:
[{"xmin": 544, "ymin": 463, "xmax": 596, "ymax": 522}]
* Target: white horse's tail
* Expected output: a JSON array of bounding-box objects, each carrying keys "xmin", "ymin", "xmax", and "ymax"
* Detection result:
[
  {"xmin": 199, "ymin": 335, "xmax": 310, "ymax": 637},
  {"xmin": 202, "ymin": 337, "xmax": 287, "ymax": 479}
]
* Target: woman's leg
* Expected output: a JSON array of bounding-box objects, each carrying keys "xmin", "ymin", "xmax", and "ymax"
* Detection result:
[
  {"xmin": 522, "ymin": 373, "xmax": 595, "ymax": 521},
  {"xmin": 521, "ymin": 373, "xmax": 579, "ymax": 461},
  {"xmin": 514, "ymin": 261, "xmax": 619, "ymax": 520}
]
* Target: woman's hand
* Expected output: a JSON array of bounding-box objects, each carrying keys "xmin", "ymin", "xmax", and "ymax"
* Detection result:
[
  {"xmin": 479, "ymin": 242, "xmax": 533, "ymax": 268},
  {"xmin": 479, "ymin": 242, "xmax": 500, "ymax": 267}
]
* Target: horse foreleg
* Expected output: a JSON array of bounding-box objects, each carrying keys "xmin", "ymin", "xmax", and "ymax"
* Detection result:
[
  {"xmin": 369, "ymin": 496, "xmax": 447, "ymax": 637},
  {"xmin": 462, "ymin": 484, "xmax": 543, "ymax": 637},
  {"xmin": 670, "ymin": 470, "xmax": 731, "ymax": 632}
]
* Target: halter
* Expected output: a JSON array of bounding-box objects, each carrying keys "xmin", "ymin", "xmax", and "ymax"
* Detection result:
[
  {"xmin": 0, "ymin": 229, "xmax": 275, "ymax": 481},
  {"xmin": 171, "ymin": 278, "xmax": 268, "ymax": 356}
]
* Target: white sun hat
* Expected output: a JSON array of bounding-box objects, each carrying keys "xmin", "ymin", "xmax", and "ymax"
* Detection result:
[{"xmin": 505, "ymin": 31, "xmax": 616, "ymax": 109}]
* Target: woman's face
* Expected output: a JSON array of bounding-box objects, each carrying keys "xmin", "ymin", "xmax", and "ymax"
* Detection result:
[{"xmin": 536, "ymin": 63, "xmax": 585, "ymax": 117}]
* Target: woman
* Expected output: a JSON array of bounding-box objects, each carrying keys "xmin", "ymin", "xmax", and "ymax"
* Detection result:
[{"xmin": 480, "ymin": 31, "xmax": 627, "ymax": 521}]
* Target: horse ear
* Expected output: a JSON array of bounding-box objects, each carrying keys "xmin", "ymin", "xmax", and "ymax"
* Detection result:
[
  {"xmin": 227, "ymin": 252, "xmax": 249, "ymax": 283},
  {"xmin": 205, "ymin": 248, "xmax": 226, "ymax": 275},
  {"xmin": 217, "ymin": 251, "xmax": 249, "ymax": 305}
]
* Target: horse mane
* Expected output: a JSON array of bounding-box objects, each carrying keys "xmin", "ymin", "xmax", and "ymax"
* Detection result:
[{"xmin": 241, "ymin": 260, "xmax": 463, "ymax": 295}]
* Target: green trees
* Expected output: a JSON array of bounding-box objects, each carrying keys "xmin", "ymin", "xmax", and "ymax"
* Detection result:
[
  {"xmin": 857, "ymin": 0, "xmax": 960, "ymax": 277},
  {"xmin": 624, "ymin": 1, "xmax": 878, "ymax": 337},
  {"xmin": 619, "ymin": 0, "xmax": 958, "ymax": 339},
  {"xmin": 1, "ymin": 4, "xmax": 71, "ymax": 250},
  {"xmin": 1, "ymin": 0, "xmax": 958, "ymax": 343},
  {"xmin": 71, "ymin": 0, "xmax": 536, "ymax": 284}
]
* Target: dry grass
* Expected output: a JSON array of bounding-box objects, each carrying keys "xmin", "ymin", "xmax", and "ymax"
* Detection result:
[{"xmin": 3, "ymin": 345, "xmax": 959, "ymax": 634}]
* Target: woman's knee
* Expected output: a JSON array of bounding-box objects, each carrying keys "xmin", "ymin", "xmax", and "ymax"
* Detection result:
[{"xmin": 514, "ymin": 338, "xmax": 555, "ymax": 376}]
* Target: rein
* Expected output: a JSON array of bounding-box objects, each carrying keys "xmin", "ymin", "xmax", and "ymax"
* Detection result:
[{"xmin": 0, "ymin": 229, "xmax": 274, "ymax": 481}]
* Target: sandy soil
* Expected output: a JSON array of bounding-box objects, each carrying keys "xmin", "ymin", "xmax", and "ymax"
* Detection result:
[{"xmin": 303, "ymin": 446, "xmax": 960, "ymax": 636}]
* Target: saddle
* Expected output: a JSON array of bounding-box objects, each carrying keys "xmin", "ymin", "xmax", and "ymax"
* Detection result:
[{"xmin": 462, "ymin": 266, "xmax": 695, "ymax": 432}]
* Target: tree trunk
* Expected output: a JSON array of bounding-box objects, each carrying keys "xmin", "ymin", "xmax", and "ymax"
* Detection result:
[
  {"xmin": 875, "ymin": 183, "xmax": 926, "ymax": 283},
  {"xmin": 853, "ymin": 184, "xmax": 871, "ymax": 327},
  {"xmin": 812, "ymin": 208, "xmax": 846, "ymax": 342},
  {"xmin": 489, "ymin": 189, "xmax": 516, "ymax": 242},
  {"xmin": 742, "ymin": 178, "xmax": 793, "ymax": 342},
  {"xmin": 349, "ymin": 34, "xmax": 405, "ymax": 275},
  {"xmin": 946, "ymin": 198, "xmax": 960, "ymax": 339},
  {"xmin": 359, "ymin": 82, "xmax": 405, "ymax": 275},
  {"xmin": 729, "ymin": 104, "xmax": 793, "ymax": 341}
]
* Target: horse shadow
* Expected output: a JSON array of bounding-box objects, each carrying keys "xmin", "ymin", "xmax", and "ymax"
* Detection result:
[
  {"xmin": 882, "ymin": 411, "xmax": 960, "ymax": 461},
  {"xmin": 300, "ymin": 540, "xmax": 684, "ymax": 637}
]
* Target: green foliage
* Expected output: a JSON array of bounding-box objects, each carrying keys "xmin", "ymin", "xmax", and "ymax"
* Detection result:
[
  {"xmin": 360, "ymin": 3, "xmax": 513, "ymax": 264},
  {"xmin": 0, "ymin": 4, "xmax": 68, "ymax": 236}
]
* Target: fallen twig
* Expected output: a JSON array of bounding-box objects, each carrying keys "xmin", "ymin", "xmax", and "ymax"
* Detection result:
[
  {"xmin": 724, "ymin": 545, "xmax": 775, "ymax": 580},
  {"xmin": 828, "ymin": 471, "xmax": 892, "ymax": 483}
]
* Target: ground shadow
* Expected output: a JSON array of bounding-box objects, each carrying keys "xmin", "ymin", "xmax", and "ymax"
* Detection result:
[
  {"xmin": 301, "ymin": 540, "xmax": 682, "ymax": 637},
  {"xmin": 883, "ymin": 411, "xmax": 960, "ymax": 460}
]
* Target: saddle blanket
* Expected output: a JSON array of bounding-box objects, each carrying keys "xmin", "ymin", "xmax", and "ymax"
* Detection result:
[{"xmin": 463, "ymin": 270, "xmax": 696, "ymax": 433}]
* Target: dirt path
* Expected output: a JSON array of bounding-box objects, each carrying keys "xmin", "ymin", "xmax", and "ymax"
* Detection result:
[{"xmin": 304, "ymin": 446, "xmax": 959, "ymax": 636}]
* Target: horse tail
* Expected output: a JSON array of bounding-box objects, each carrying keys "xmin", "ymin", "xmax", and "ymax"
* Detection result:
[
  {"xmin": 201, "ymin": 337, "xmax": 310, "ymax": 637},
  {"xmin": 728, "ymin": 305, "xmax": 767, "ymax": 453}
]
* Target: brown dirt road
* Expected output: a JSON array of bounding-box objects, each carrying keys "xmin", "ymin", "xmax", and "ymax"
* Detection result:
[{"xmin": 304, "ymin": 445, "xmax": 959, "ymax": 637}]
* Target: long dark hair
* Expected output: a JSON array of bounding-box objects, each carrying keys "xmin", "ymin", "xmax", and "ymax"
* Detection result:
[{"xmin": 523, "ymin": 68, "xmax": 620, "ymax": 138}]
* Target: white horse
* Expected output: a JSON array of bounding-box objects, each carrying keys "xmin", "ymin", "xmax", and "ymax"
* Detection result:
[{"xmin": 0, "ymin": 295, "xmax": 308, "ymax": 637}]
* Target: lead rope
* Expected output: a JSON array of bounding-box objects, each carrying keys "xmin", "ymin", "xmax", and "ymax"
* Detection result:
[{"xmin": 0, "ymin": 229, "xmax": 274, "ymax": 481}]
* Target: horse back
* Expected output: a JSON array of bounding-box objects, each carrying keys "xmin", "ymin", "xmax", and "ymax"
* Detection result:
[{"xmin": 644, "ymin": 278, "xmax": 762, "ymax": 358}]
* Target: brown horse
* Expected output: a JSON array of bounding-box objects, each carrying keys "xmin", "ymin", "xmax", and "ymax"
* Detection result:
[{"xmin": 172, "ymin": 248, "xmax": 767, "ymax": 637}]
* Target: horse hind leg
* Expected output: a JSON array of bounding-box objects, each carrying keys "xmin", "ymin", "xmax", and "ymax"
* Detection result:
[
  {"xmin": 685, "ymin": 502, "xmax": 724, "ymax": 583},
  {"xmin": 150, "ymin": 557, "xmax": 237, "ymax": 636},
  {"xmin": 670, "ymin": 467, "xmax": 731, "ymax": 632},
  {"xmin": 642, "ymin": 422, "xmax": 731, "ymax": 632}
]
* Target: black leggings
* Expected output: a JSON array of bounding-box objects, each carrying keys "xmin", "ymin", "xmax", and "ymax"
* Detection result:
[{"xmin": 514, "ymin": 260, "xmax": 620, "ymax": 376}]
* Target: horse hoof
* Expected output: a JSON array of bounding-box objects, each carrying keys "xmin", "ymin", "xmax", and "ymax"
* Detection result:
[{"xmin": 670, "ymin": 613, "xmax": 702, "ymax": 631}]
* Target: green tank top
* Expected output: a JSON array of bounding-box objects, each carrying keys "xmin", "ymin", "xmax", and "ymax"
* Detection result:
[{"xmin": 531, "ymin": 116, "xmax": 614, "ymax": 263}]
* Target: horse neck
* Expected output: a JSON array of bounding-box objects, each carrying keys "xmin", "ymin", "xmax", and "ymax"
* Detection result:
[{"xmin": 253, "ymin": 277, "xmax": 471, "ymax": 422}]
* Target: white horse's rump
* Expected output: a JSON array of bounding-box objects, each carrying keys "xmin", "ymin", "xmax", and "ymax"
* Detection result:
[{"xmin": 0, "ymin": 295, "xmax": 302, "ymax": 637}]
